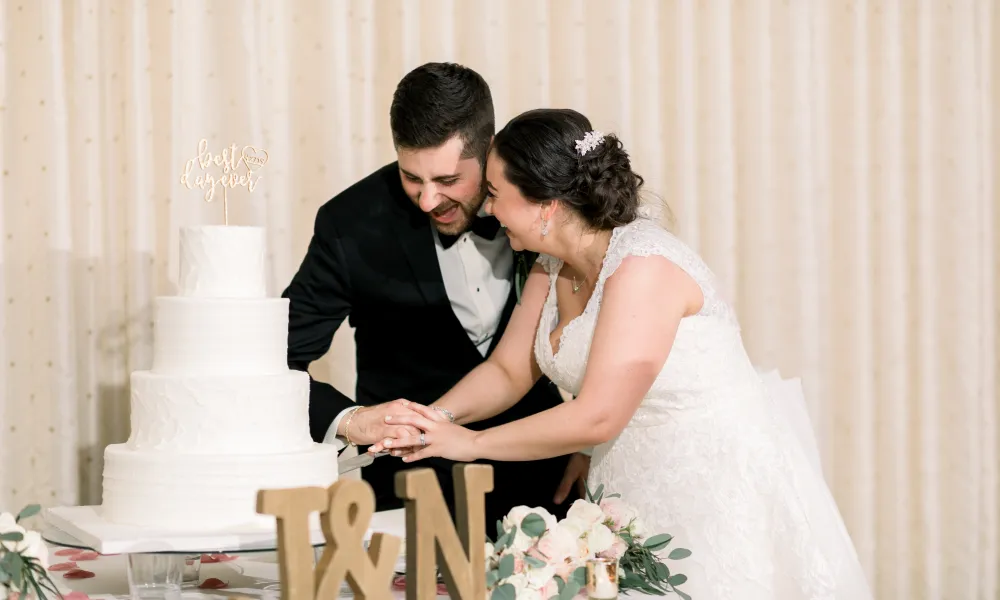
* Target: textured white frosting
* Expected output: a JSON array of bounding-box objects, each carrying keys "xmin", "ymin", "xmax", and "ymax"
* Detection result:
[
  {"xmin": 101, "ymin": 224, "xmax": 339, "ymax": 532},
  {"xmin": 126, "ymin": 370, "xmax": 313, "ymax": 454},
  {"xmin": 151, "ymin": 297, "xmax": 289, "ymax": 375},
  {"xmin": 101, "ymin": 443, "xmax": 339, "ymax": 530},
  {"xmin": 179, "ymin": 226, "xmax": 267, "ymax": 298}
]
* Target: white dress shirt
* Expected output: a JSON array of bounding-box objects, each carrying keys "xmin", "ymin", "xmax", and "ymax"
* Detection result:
[{"xmin": 323, "ymin": 222, "xmax": 512, "ymax": 448}]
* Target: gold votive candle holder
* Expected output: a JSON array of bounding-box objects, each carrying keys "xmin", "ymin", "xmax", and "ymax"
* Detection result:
[{"xmin": 586, "ymin": 557, "xmax": 619, "ymax": 600}]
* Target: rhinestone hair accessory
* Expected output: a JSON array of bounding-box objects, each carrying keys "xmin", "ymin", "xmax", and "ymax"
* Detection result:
[{"xmin": 574, "ymin": 130, "xmax": 605, "ymax": 156}]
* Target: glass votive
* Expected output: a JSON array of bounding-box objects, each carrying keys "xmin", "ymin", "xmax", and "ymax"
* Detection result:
[
  {"xmin": 126, "ymin": 553, "xmax": 183, "ymax": 600},
  {"xmin": 586, "ymin": 557, "xmax": 619, "ymax": 600},
  {"xmin": 182, "ymin": 555, "xmax": 201, "ymax": 584}
]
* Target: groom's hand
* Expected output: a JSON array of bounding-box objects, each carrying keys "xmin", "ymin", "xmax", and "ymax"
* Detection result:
[
  {"xmin": 341, "ymin": 400, "xmax": 420, "ymax": 446},
  {"xmin": 554, "ymin": 453, "xmax": 590, "ymax": 504}
]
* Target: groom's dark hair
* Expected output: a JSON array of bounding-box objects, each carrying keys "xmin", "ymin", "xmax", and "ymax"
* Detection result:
[{"xmin": 390, "ymin": 63, "xmax": 495, "ymax": 166}]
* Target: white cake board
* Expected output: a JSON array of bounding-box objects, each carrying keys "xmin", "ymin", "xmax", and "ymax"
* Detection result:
[{"xmin": 44, "ymin": 505, "xmax": 406, "ymax": 555}]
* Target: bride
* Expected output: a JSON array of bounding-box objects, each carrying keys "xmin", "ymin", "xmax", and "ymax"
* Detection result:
[{"xmin": 369, "ymin": 108, "xmax": 873, "ymax": 599}]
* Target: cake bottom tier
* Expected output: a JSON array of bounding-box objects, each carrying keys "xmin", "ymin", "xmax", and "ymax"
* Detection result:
[{"xmin": 101, "ymin": 443, "xmax": 340, "ymax": 531}]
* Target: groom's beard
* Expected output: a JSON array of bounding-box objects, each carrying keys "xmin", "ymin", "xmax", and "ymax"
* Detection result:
[{"xmin": 429, "ymin": 192, "xmax": 486, "ymax": 237}]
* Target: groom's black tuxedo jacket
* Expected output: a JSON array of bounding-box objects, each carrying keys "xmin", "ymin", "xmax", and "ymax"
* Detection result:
[{"xmin": 281, "ymin": 162, "xmax": 578, "ymax": 529}]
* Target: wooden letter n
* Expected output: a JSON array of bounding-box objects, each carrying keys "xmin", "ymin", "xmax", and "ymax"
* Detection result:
[{"xmin": 395, "ymin": 464, "xmax": 494, "ymax": 600}]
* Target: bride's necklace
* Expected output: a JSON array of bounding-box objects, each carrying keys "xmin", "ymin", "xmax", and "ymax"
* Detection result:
[{"xmin": 572, "ymin": 276, "xmax": 586, "ymax": 294}]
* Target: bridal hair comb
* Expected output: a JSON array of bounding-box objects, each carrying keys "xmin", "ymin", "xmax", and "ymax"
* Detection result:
[{"xmin": 574, "ymin": 130, "xmax": 605, "ymax": 156}]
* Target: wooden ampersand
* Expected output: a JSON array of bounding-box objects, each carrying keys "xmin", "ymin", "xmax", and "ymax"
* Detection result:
[
  {"xmin": 256, "ymin": 486, "xmax": 328, "ymax": 600},
  {"xmin": 315, "ymin": 480, "xmax": 400, "ymax": 600},
  {"xmin": 258, "ymin": 464, "xmax": 493, "ymax": 600},
  {"xmin": 395, "ymin": 464, "xmax": 494, "ymax": 600}
]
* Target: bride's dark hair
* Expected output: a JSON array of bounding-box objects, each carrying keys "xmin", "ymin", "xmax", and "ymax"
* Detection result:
[{"xmin": 491, "ymin": 108, "xmax": 644, "ymax": 230}]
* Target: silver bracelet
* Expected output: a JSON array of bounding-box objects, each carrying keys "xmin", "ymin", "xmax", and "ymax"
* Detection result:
[{"xmin": 432, "ymin": 406, "xmax": 456, "ymax": 423}]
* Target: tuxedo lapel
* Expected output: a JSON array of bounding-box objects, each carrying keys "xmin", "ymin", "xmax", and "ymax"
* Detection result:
[{"xmin": 386, "ymin": 186, "xmax": 448, "ymax": 308}]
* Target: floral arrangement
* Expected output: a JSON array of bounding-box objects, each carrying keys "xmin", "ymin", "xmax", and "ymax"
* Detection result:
[
  {"xmin": 485, "ymin": 486, "xmax": 691, "ymax": 600},
  {"xmin": 0, "ymin": 505, "xmax": 61, "ymax": 600}
]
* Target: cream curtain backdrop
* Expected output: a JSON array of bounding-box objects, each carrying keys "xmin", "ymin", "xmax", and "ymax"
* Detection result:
[{"xmin": 1, "ymin": 0, "xmax": 997, "ymax": 598}]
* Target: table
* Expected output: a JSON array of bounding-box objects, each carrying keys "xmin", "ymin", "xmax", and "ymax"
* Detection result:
[{"xmin": 45, "ymin": 510, "xmax": 437, "ymax": 600}]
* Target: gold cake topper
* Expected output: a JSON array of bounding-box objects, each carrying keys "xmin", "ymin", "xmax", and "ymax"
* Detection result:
[{"xmin": 179, "ymin": 138, "xmax": 269, "ymax": 225}]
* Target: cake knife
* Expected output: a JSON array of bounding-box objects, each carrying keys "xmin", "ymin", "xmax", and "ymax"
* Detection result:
[{"xmin": 338, "ymin": 451, "xmax": 388, "ymax": 474}]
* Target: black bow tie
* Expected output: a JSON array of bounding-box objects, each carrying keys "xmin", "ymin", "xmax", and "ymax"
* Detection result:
[{"xmin": 439, "ymin": 216, "xmax": 502, "ymax": 249}]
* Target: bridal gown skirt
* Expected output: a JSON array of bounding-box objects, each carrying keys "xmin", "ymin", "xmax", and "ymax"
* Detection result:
[{"xmin": 587, "ymin": 371, "xmax": 874, "ymax": 600}]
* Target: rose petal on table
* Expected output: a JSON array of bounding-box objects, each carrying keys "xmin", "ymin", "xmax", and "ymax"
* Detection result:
[
  {"xmin": 48, "ymin": 562, "xmax": 78, "ymax": 571},
  {"xmin": 198, "ymin": 578, "xmax": 229, "ymax": 589},
  {"xmin": 54, "ymin": 549, "xmax": 82, "ymax": 557},
  {"xmin": 71, "ymin": 551, "xmax": 100, "ymax": 561},
  {"xmin": 391, "ymin": 575, "xmax": 446, "ymax": 595},
  {"xmin": 63, "ymin": 569, "xmax": 96, "ymax": 579},
  {"xmin": 63, "ymin": 591, "xmax": 91, "ymax": 600},
  {"xmin": 200, "ymin": 553, "xmax": 237, "ymax": 563}
]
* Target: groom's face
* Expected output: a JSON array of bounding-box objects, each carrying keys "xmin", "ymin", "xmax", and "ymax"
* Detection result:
[{"xmin": 397, "ymin": 135, "xmax": 486, "ymax": 236}]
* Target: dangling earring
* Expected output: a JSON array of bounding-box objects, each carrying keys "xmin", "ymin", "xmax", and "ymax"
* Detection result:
[{"xmin": 540, "ymin": 218, "xmax": 549, "ymax": 237}]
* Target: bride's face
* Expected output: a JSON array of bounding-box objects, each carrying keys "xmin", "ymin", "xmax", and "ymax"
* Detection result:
[{"xmin": 484, "ymin": 150, "xmax": 547, "ymax": 252}]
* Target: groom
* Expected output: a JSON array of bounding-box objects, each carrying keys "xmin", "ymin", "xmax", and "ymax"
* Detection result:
[{"xmin": 282, "ymin": 62, "xmax": 587, "ymax": 528}]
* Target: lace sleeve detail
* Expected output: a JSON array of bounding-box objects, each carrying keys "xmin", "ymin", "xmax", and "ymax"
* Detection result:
[
  {"xmin": 534, "ymin": 253, "xmax": 562, "ymax": 275},
  {"xmin": 598, "ymin": 220, "xmax": 737, "ymax": 324}
]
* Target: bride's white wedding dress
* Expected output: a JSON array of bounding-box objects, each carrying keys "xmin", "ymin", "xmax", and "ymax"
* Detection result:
[{"xmin": 533, "ymin": 218, "xmax": 873, "ymax": 599}]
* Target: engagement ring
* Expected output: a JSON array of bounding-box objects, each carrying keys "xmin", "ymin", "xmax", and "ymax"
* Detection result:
[{"xmin": 419, "ymin": 432, "xmax": 426, "ymax": 446}]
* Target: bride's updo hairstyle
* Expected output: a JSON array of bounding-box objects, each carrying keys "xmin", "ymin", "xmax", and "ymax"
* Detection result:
[{"xmin": 492, "ymin": 108, "xmax": 644, "ymax": 230}]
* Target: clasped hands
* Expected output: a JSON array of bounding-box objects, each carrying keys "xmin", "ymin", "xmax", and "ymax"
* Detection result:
[{"xmin": 346, "ymin": 399, "xmax": 589, "ymax": 504}]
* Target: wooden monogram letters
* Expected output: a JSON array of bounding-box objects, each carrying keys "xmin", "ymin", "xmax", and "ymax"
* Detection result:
[{"xmin": 256, "ymin": 464, "xmax": 494, "ymax": 600}]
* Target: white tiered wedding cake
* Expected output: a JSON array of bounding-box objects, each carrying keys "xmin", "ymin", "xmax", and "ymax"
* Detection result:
[{"xmin": 100, "ymin": 225, "xmax": 340, "ymax": 531}]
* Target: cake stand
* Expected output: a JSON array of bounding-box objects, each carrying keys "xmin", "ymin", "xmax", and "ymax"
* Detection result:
[
  {"xmin": 42, "ymin": 508, "xmax": 408, "ymax": 598},
  {"xmin": 42, "ymin": 506, "xmax": 405, "ymax": 555}
]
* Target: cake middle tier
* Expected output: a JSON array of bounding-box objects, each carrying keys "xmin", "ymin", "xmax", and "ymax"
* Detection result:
[
  {"xmin": 127, "ymin": 370, "xmax": 313, "ymax": 454},
  {"xmin": 152, "ymin": 296, "xmax": 290, "ymax": 375}
]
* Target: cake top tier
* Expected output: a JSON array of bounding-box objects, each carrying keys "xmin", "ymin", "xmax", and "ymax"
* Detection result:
[{"xmin": 179, "ymin": 226, "xmax": 267, "ymax": 298}]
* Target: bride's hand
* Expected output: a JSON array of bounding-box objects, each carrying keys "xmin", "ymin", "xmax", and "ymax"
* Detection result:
[{"xmin": 368, "ymin": 402, "xmax": 480, "ymax": 463}]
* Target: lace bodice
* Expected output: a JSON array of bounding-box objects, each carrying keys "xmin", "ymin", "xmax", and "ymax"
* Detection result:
[
  {"xmin": 534, "ymin": 218, "xmax": 753, "ymax": 407},
  {"xmin": 530, "ymin": 217, "xmax": 872, "ymax": 599}
]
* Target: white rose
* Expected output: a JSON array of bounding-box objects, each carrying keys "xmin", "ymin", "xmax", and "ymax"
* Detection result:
[
  {"xmin": 0, "ymin": 515, "xmax": 48, "ymax": 570},
  {"xmin": 630, "ymin": 516, "xmax": 648, "ymax": 540},
  {"xmin": 518, "ymin": 586, "xmax": 542, "ymax": 600},
  {"xmin": 535, "ymin": 524, "xmax": 579, "ymax": 565},
  {"xmin": 0, "ymin": 513, "xmax": 17, "ymax": 531},
  {"xmin": 598, "ymin": 498, "xmax": 636, "ymax": 531},
  {"xmin": 504, "ymin": 506, "xmax": 556, "ymax": 552},
  {"xmin": 586, "ymin": 523, "xmax": 615, "ymax": 555},
  {"xmin": 526, "ymin": 563, "xmax": 556, "ymax": 589},
  {"xmin": 566, "ymin": 499, "xmax": 604, "ymax": 529},
  {"xmin": 17, "ymin": 531, "xmax": 48, "ymax": 569}
]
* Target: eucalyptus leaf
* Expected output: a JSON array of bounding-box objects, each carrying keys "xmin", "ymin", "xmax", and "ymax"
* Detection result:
[
  {"xmin": 486, "ymin": 569, "xmax": 500, "ymax": 588},
  {"xmin": 523, "ymin": 555, "xmax": 546, "ymax": 569},
  {"xmin": 0, "ymin": 569, "xmax": 9, "ymax": 583},
  {"xmin": 553, "ymin": 575, "xmax": 566, "ymax": 592},
  {"xmin": 491, "ymin": 583, "xmax": 515, "ymax": 600},
  {"xmin": 653, "ymin": 561, "xmax": 670, "ymax": 580},
  {"xmin": 0, "ymin": 531, "xmax": 24, "ymax": 542},
  {"xmin": 668, "ymin": 574, "xmax": 687, "ymax": 586},
  {"xmin": 592, "ymin": 484, "xmax": 605, "ymax": 504},
  {"xmin": 570, "ymin": 567, "xmax": 587, "ymax": 587},
  {"xmin": 498, "ymin": 554, "xmax": 515, "ymax": 579},
  {"xmin": 643, "ymin": 534, "xmax": 672, "ymax": 551},
  {"xmin": 668, "ymin": 548, "xmax": 692, "ymax": 560},
  {"xmin": 675, "ymin": 589, "xmax": 692, "ymax": 600},
  {"xmin": 520, "ymin": 513, "xmax": 547, "ymax": 538},
  {"xmin": 558, "ymin": 580, "xmax": 581, "ymax": 600},
  {"xmin": 15, "ymin": 505, "xmax": 41, "ymax": 523},
  {"xmin": 496, "ymin": 520, "xmax": 505, "ymax": 540}
]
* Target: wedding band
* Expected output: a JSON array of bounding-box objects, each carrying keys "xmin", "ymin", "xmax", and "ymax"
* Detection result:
[{"xmin": 419, "ymin": 432, "xmax": 426, "ymax": 446}]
